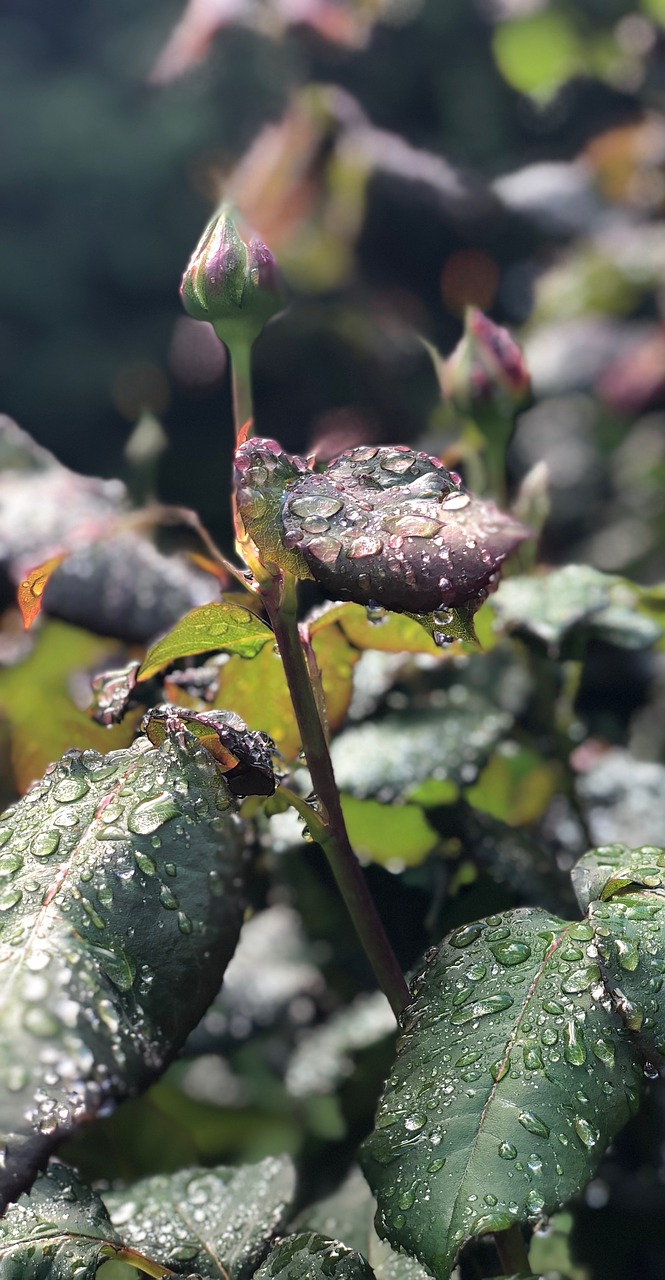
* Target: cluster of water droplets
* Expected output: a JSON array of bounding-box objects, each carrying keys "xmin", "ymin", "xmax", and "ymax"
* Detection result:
[
  {"xmin": 0, "ymin": 725, "xmax": 245, "ymax": 1205},
  {"xmin": 105, "ymin": 1155, "xmax": 296, "ymax": 1277},
  {"xmin": 278, "ymin": 444, "xmax": 526, "ymax": 618},
  {"xmin": 361, "ymin": 906, "xmax": 644, "ymax": 1277},
  {"xmin": 257, "ymin": 1231, "xmax": 374, "ymax": 1280}
]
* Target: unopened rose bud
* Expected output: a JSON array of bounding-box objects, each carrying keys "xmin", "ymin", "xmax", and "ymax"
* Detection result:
[
  {"xmin": 443, "ymin": 307, "xmax": 530, "ymax": 414},
  {"xmin": 181, "ymin": 204, "xmax": 284, "ymax": 346},
  {"xmin": 235, "ymin": 439, "xmax": 528, "ymax": 620}
]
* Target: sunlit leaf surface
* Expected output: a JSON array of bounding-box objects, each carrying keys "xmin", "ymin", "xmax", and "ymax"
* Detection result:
[
  {"xmin": 138, "ymin": 602, "xmax": 272, "ymax": 681},
  {"xmin": 0, "ymin": 717, "xmax": 245, "ymax": 1207}
]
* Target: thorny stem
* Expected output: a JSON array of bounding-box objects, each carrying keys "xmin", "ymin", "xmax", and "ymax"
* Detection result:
[
  {"xmin": 493, "ymin": 1223, "xmax": 532, "ymax": 1276},
  {"xmin": 261, "ymin": 573, "xmax": 411, "ymax": 1019}
]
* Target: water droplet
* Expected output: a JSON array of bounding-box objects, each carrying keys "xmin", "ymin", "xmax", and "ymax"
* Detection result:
[
  {"xmin": 347, "ymin": 535, "xmax": 384, "ymax": 558},
  {"xmin": 615, "ymin": 937, "xmax": 640, "ymax": 971},
  {"xmin": 564, "ymin": 1019, "xmax": 586, "ymax": 1066},
  {"xmin": 135, "ymin": 851, "xmax": 156, "ymax": 876},
  {"xmin": 490, "ymin": 1057, "xmax": 511, "ymax": 1082},
  {"xmin": 53, "ymin": 776, "xmax": 89, "ymax": 803},
  {"xmin": 526, "ymin": 1189, "xmax": 546, "ymax": 1215},
  {"xmin": 561, "ymin": 964, "xmax": 600, "ymax": 995},
  {"xmin": 574, "ymin": 1117, "xmax": 599, "ymax": 1148},
  {"xmin": 518, "ymin": 1110, "xmax": 550, "ymax": 1138},
  {"xmin": 128, "ymin": 792, "xmax": 182, "ymax": 835},
  {"xmin": 404, "ymin": 1113, "xmax": 426, "ymax": 1132},
  {"xmin": 592, "ymin": 1038, "xmax": 615, "ymax": 1067},
  {"xmin": 523, "ymin": 1043, "xmax": 544, "ymax": 1071},
  {"xmin": 301, "ymin": 516, "xmax": 331, "ymax": 534},
  {"xmin": 0, "ymin": 888, "xmax": 21, "ymax": 912},
  {"xmin": 441, "ymin": 492, "xmax": 470, "ymax": 510},
  {"xmin": 290, "ymin": 496, "xmax": 344, "ymax": 518},
  {"xmin": 433, "ymin": 630, "xmax": 454, "ymax": 648},
  {"xmin": 31, "ymin": 830, "xmax": 60, "ymax": 859},
  {"xmin": 90, "ymin": 944, "xmax": 136, "ymax": 991},
  {"xmin": 451, "ymin": 993, "xmax": 514, "ymax": 1025},
  {"xmin": 470, "ymin": 1210, "xmax": 514, "ymax": 1235},
  {"xmin": 381, "ymin": 453, "xmax": 415, "ymax": 475},
  {"xmin": 365, "ymin": 601, "xmax": 387, "ymax": 625},
  {"xmin": 159, "ymin": 885, "xmax": 179, "ymax": 910},
  {"xmin": 490, "ymin": 940, "xmax": 532, "ymax": 967},
  {"xmin": 428, "ymin": 1158, "xmax": 445, "ymax": 1173},
  {"xmin": 449, "ymin": 922, "xmax": 485, "ymax": 949},
  {"xmin": 0, "ymin": 852, "xmax": 23, "ymax": 878},
  {"xmin": 385, "ymin": 515, "xmax": 442, "ymax": 538},
  {"xmin": 305, "ymin": 535, "xmax": 342, "ymax": 564},
  {"xmin": 97, "ymin": 998, "xmax": 120, "ymax": 1033},
  {"xmin": 177, "ymin": 911, "xmax": 193, "ymax": 934},
  {"xmin": 498, "ymin": 1141, "xmax": 517, "ymax": 1160},
  {"xmin": 0, "ymin": 828, "xmax": 12, "ymax": 848},
  {"xmin": 542, "ymin": 999, "xmax": 564, "ymax": 1016}
]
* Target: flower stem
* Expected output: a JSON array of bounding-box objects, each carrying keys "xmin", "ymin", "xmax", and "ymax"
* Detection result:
[
  {"xmin": 261, "ymin": 573, "xmax": 410, "ymax": 1018},
  {"xmin": 225, "ymin": 336, "xmax": 254, "ymax": 439},
  {"xmin": 493, "ymin": 1224, "xmax": 532, "ymax": 1276}
]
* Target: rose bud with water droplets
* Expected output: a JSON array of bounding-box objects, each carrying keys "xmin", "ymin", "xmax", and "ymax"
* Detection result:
[
  {"xmin": 180, "ymin": 203, "xmax": 284, "ymax": 346},
  {"xmin": 235, "ymin": 439, "xmax": 528, "ymax": 625}
]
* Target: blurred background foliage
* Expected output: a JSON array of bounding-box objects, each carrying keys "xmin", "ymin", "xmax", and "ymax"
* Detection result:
[{"xmin": 4, "ymin": 1, "xmax": 665, "ymax": 1276}]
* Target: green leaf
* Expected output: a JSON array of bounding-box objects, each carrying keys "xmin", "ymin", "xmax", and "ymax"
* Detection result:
[
  {"xmin": 529, "ymin": 1211, "xmax": 590, "ymax": 1280},
  {"xmin": 361, "ymin": 907, "xmax": 642, "ymax": 1280},
  {"xmin": 0, "ymin": 621, "xmax": 138, "ymax": 793},
  {"xmin": 591, "ymin": 889, "xmax": 665, "ymax": 1046},
  {"xmin": 340, "ymin": 795, "xmax": 438, "ymax": 868},
  {"xmin": 0, "ymin": 1162, "xmax": 169, "ymax": 1278},
  {"xmin": 138, "ymin": 602, "xmax": 272, "ymax": 681},
  {"xmin": 309, "ymin": 603, "xmax": 444, "ymax": 656},
  {"xmin": 465, "ymin": 745, "xmax": 561, "ymax": 826},
  {"xmin": 105, "ymin": 1157, "xmax": 296, "ymax": 1278},
  {"xmin": 0, "ymin": 718, "xmax": 245, "ymax": 1208},
  {"xmin": 254, "ymin": 1233, "xmax": 374, "ymax": 1280},
  {"xmin": 492, "ymin": 566, "xmax": 663, "ymax": 651},
  {"xmin": 492, "ymin": 12, "xmax": 584, "ymax": 98},
  {"xmin": 331, "ymin": 702, "xmax": 512, "ymax": 800},
  {"xmin": 572, "ymin": 843, "xmax": 665, "ymax": 912},
  {"xmin": 295, "ymin": 1168, "xmax": 431, "ymax": 1280}
]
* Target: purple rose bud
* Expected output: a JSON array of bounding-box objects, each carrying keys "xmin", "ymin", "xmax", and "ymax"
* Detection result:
[
  {"xmin": 181, "ymin": 204, "xmax": 285, "ymax": 346},
  {"xmin": 280, "ymin": 445, "xmax": 528, "ymax": 615},
  {"xmin": 443, "ymin": 307, "xmax": 530, "ymax": 414}
]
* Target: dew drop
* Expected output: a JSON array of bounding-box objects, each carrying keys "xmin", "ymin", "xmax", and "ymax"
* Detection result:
[
  {"xmin": 451, "ymin": 993, "xmax": 514, "ymax": 1024},
  {"xmin": 365, "ymin": 601, "xmax": 387, "ymax": 625},
  {"xmin": 449, "ymin": 922, "xmax": 485, "ymax": 949},
  {"xmin": 31, "ymin": 830, "xmax": 60, "ymax": 860},
  {"xmin": 127, "ymin": 793, "xmax": 182, "ymax": 835},
  {"xmin": 574, "ymin": 1117, "xmax": 599, "ymax": 1148},
  {"xmin": 564, "ymin": 1019, "xmax": 587, "ymax": 1066},
  {"xmin": 615, "ymin": 937, "xmax": 640, "ymax": 971},
  {"xmin": 490, "ymin": 940, "xmax": 532, "ymax": 967},
  {"xmin": 404, "ymin": 1113, "xmax": 426, "ymax": 1132},
  {"xmin": 441, "ymin": 492, "xmax": 471, "ymax": 510},
  {"xmin": 498, "ymin": 1141, "xmax": 517, "ymax": 1160},
  {"xmin": 53, "ymin": 776, "xmax": 89, "ymax": 803},
  {"xmin": 290, "ymin": 496, "xmax": 344, "ymax": 518},
  {"xmin": 0, "ymin": 888, "xmax": 22, "ymax": 912},
  {"xmin": 592, "ymin": 1038, "xmax": 615, "ymax": 1067},
  {"xmin": 159, "ymin": 885, "xmax": 179, "ymax": 910},
  {"xmin": 518, "ymin": 1110, "xmax": 550, "ymax": 1139},
  {"xmin": 135, "ymin": 851, "xmax": 156, "ymax": 877},
  {"xmin": 526, "ymin": 1190, "xmax": 546, "ymax": 1215},
  {"xmin": 305, "ymin": 535, "xmax": 342, "ymax": 564},
  {"xmin": 177, "ymin": 911, "xmax": 193, "ymax": 934}
]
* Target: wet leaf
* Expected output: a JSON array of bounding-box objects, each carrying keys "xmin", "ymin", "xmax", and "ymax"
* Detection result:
[
  {"xmin": 90, "ymin": 662, "xmax": 144, "ymax": 727},
  {"xmin": 308, "ymin": 603, "xmax": 443, "ymax": 657},
  {"xmin": 330, "ymin": 701, "xmax": 512, "ymax": 800},
  {"xmin": 254, "ymin": 1233, "xmax": 375, "ymax": 1280},
  {"xmin": 295, "ymin": 1168, "xmax": 431, "ymax": 1280},
  {"xmin": 492, "ymin": 566, "xmax": 663, "ymax": 650},
  {"xmin": 138, "ymin": 602, "xmax": 272, "ymax": 681},
  {"xmin": 361, "ymin": 907, "xmax": 642, "ymax": 1280},
  {"xmin": 0, "ymin": 1162, "xmax": 169, "ymax": 1278},
  {"xmin": 572, "ymin": 844, "xmax": 665, "ymax": 912},
  {"xmin": 0, "ymin": 621, "xmax": 138, "ymax": 794},
  {"xmin": 17, "ymin": 554, "xmax": 67, "ymax": 628},
  {"xmin": 0, "ymin": 716, "xmax": 245, "ymax": 1208},
  {"xmin": 105, "ymin": 1156, "xmax": 296, "ymax": 1278},
  {"xmin": 340, "ymin": 795, "xmax": 438, "ymax": 868},
  {"xmin": 591, "ymin": 889, "xmax": 665, "ymax": 1051}
]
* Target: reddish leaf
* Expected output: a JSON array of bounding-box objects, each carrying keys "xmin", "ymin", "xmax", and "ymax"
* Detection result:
[{"xmin": 17, "ymin": 554, "xmax": 67, "ymax": 628}]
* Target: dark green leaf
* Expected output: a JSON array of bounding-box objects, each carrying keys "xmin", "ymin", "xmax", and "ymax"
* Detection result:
[
  {"xmin": 330, "ymin": 703, "xmax": 512, "ymax": 800},
  {"xmin": 492, "ymin": 566, "xmax": 663, "ymax": 650},
  {"xmin": 0, "ymin": 1162, "xmax": 169, "ymax": 1278},
  {"xmin": 105, "ymin": 1157, "xmax": 296, "ymax": 1278},
  {"xmin": 361, "ymin": 908, "xmax": 642, "ymax": 1280},
  {"xmin": 591, "ymin": 889, "xmax": 665, "ymax": 1048},
  {"xmin": 572, "ymin": 844, "xmax": 665, "ymax": 912},
  {"xmin": 254, "ymin": 1233, "xmax": 374, "ymax": 1280},
  {"xmin": 0, "ymin": 718, "xmax": 245, "ymax": 1208},
  {"xmin": 138, "ymin": 603, "xmax": 272, "ymax": 681}
]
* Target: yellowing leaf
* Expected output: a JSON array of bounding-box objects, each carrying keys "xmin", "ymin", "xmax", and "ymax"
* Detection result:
[
  {"xmin": 138, "ymin": 602, "xmax": 272, "ymax": 681},
  {"xmin": 17, "ymin": 554, "xmax": 67, "ymax": 628}
]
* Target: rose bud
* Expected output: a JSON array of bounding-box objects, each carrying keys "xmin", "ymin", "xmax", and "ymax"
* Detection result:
[
  {"xmin": 443, "ymin": 307, "xmax": 530, "ymax": 415},
  {"xmin": 181, "ymin": 203, "xmax": 284, "ymax": 346}
]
